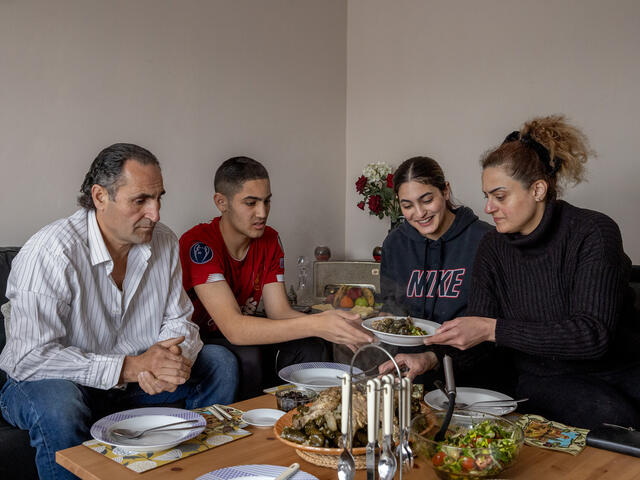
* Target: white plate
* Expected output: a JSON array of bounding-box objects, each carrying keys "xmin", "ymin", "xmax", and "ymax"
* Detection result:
[
  {"xmin": 196, "ymin": 464, "xmax": 319, "ymax": 480},
  {"xmin": 90, "ymin": 407, "xmax": 206, "ymax": 452},
  {"xmin": 362, "ymin": 316, "xmax": 440, "ymax": 346},
  {"xmin": 424, "ymin": 387, "xmax": 517, "ymax": 417},
  {"xmin": 278, "ymin": 362, "xmax": 363, "ymax": 390},
  {"xmin": 241, "ymin": 408, "xmax": 286, "ymax": 427}
]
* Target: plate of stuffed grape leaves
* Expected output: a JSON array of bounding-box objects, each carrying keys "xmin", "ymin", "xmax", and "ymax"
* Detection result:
[
  {"xmin": 362, "ymin": 316, "xmax": 440, "ymax": 346},
  {"xmin": 273, "ymin": 384, "xmax": 429, "ymax": 469}
]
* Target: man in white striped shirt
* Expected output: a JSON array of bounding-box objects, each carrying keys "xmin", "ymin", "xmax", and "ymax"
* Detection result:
[{"xmin": 0, "ymin": 144, "xmax": 238, "ymax": 480}]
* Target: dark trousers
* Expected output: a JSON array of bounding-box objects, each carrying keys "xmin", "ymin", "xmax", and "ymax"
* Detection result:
[
  {"xmin": 516, "ymin": 363, "xmax": 640, "ymax": 430},
  {"xmin": 204, "ymin": 334, "xmax": 330, "ymax": 400}
]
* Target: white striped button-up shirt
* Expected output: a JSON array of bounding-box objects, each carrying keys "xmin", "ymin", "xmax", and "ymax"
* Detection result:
[{"xmin": 0, "ymin": 209, "xmax": 202, "ymax": 390}]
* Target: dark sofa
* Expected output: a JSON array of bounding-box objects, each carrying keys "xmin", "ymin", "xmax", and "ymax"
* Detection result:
[{"xmin": 0, "ymin": 247, "xmax": 38, "ymax": 479}]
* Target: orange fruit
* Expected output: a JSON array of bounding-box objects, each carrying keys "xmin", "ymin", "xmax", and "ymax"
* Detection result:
[{"xmin": 339, "ymin": 296, "xmax": 354, "ymax": 308}]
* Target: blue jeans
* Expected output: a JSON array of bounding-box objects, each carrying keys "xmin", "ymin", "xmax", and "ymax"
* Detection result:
[{"xmin": 0, "ymin": 345, "xmax": 238, "ymax": 480}]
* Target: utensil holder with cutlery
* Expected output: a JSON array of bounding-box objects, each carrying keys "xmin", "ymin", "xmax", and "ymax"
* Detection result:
[{"xmin": 340, "ymin": 344, "xmax": 410, "ymax": 480}]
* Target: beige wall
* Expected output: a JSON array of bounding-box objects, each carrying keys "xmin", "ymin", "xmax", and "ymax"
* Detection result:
[
  {"xmin": 2, "ymin": 0, "xmax": 640, "ymax": 277},
  {"xmin": 346, "ymin": 0, "xmax": 640, "ymax": 263},
  {"xmin": 0, "ymin": 0, "xmax": 347, "ymax": 285}
]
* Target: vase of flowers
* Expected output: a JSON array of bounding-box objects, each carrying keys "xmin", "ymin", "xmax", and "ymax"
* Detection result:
[{"xmin": 355, "ymin": 162, "xmax": 403, "ymax": 230}]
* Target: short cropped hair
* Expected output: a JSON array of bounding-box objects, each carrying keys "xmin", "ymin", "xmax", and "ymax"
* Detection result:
[
  {"xmin": 78, "ymin": 143, "xmax": 159, "ymax": 209},
  {"xmin": 214, "ymin": 156, "xmax": 269, "ymax": 197}
]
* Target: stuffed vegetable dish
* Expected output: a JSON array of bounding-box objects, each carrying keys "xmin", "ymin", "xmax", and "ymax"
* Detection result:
[
  {"xmin": 372, "ymin": 316, "xmax": 427, "ymax": 336},
  {"xmin": 279, "ymin": 384, "xmax": 423, "ymax": 449}
]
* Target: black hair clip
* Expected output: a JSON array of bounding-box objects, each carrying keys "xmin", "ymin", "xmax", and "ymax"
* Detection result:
[
  {"xmin": 503, "ymin": 131, "xmax": 520, "ymax": 144},
  {"xmin": 502, "ymin": 130, "xmax": 562, "ymax": 177}
]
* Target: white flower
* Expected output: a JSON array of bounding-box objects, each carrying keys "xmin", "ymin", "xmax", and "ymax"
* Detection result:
[{"xmin": 363, "ymin": 162, "xmax": 392, "ymax": 182}]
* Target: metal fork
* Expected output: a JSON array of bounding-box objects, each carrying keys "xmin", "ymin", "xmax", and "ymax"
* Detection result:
[{"xmin": 110, "ymin": 419, "xmax": 200, "ymax": 439}]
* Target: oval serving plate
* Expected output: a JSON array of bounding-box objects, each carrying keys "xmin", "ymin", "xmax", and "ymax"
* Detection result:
[{"xmin": 362, "ymin": 316, "xmax": 440, "ymax": 347}]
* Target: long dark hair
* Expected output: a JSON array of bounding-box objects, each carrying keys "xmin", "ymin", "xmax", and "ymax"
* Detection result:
[{"xmin": 393, "ymin": 156, "xmax": 455, "ymax": 210}]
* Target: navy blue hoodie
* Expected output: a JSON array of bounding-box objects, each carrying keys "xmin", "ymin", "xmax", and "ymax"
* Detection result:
[{"xmin": 381, "ymin": 206, "xmax": 492, "ymax": 324}]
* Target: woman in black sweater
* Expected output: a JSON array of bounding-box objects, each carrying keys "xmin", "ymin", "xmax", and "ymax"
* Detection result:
[{"xmin": 426, "ymin": 115, "xmax": 640, "ymax": 429}]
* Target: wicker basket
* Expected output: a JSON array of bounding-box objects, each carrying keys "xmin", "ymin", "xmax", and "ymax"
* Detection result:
[{"xmin": 295, "ymin": 449, "xmax": 368, "ymax": 470}]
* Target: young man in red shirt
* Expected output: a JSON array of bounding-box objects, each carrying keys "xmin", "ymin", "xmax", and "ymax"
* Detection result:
[{"xmin": 180, "ymin": 157, "xmax": 372, "ymax": 398}]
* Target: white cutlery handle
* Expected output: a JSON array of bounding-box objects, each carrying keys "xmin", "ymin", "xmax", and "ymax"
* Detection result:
[
  {"xmin": 213, "ymin": 404, "xmax": 233, "ymax": 420},
  {"xmin": 367, "ymin": 380, "xmax": 376, "ymax": 443},
  {"xmin": 275, "ymin": 463, "xmax": 300, "ymax": 480},
  {"xmin": 209, "ymin": 407, "xmax": 224, "ymax": 421},
  {"xmin": 397, "ymin": 377, "xmax": 405, "ymax": 432},
  {"xmin": 341, "ymin": 373, "xmax": 351, "ymax": 435},
  {"xmin": 373, "ymin": 378, "xmax": 382, "ymax": 441},
  {"xmin": 383, "ymin": 382, "xmax": 393, "ymax": 436},
  {"xmin": 403, "ymin": 377, "xmax": 412, "ymax": 429}
]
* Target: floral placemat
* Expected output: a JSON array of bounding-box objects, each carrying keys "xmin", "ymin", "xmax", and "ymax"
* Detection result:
[
  {"xmin": 83, "ymin": 404, "xmax": 251, "ymax": 473},
  {"xmin": 516, "ymin": 414, "xmax": 589, "ymax": 455}
]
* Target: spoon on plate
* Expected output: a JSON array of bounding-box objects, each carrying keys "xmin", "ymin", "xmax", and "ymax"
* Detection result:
[{"xmin": 110, "ymin": 419, "xmax": 200, "ymax": 439}]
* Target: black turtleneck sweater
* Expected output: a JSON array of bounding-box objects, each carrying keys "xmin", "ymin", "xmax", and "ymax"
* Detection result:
[{"xmin": 466, "ymin": 200, "xmax": 639, "ymax": 377}]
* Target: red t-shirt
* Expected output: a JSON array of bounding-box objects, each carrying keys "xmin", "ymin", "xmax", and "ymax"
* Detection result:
[{"xmin": 179, "ymin": 217, "xmax": 285, "ymax": 332}]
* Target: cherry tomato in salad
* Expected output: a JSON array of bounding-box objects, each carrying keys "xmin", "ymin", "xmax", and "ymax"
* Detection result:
[
  {"xmin": 461, "ymin": 456, "xmax": 475, "ymax": 471},
  {"xmin": 432, "ymin": 451, "xmax": 446, "ymax": 466}
]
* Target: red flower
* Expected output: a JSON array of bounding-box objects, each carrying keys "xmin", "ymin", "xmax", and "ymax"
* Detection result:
[
  {"xmin": 355, "ymin": 175, "xmax": 367, "ymax": 194},
  {"xmin": 386, "ymin": 173, "xmax": 394, "ymax": 188},
  {"xmin": 357, "ymin": 201, "xmax": 365, "ymax": 210},
  {"xmin": 368, "ymin": 195, "xmax": 382, "ymax": 214}
]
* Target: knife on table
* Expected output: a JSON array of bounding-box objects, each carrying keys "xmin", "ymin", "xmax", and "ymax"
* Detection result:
[{"xmin": 366, "ymin": 380, "xmax": 377, "ymax": 480}]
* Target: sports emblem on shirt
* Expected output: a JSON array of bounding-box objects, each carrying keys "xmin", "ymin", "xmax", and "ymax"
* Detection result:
[{"xmin": 190, "ymin": 242, "xmax": 213, "ymax": 264}]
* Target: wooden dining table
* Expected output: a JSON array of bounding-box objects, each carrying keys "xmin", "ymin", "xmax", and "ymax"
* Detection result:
[{"xmin": 56, "ymin": 394, "xmax": 640, "ymax": 480}]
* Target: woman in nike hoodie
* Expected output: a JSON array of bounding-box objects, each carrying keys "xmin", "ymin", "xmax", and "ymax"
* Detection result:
[{"xmin": 378, "ymin": 156, "xmax": 495, "ymax": 385}]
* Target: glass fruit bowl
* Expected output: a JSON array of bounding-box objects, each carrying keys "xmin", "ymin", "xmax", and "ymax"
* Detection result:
[{"xmin": 411, "ymin": 410, "xmax": 524, "ymax": 480}]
